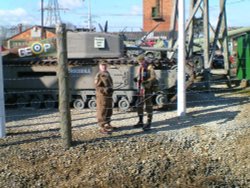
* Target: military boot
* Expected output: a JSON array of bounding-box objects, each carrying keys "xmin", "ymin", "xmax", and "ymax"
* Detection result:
[
  {"xmin": 104, "ymin": 124, "xmax": 118, "ymax": 131},
  {"xmin": 133, "ymin": 115, "xmax": 143, "ymax": 128},
  {"xmin": 143, "ymin": 119, "xmax": 151, "ymax": 131}
]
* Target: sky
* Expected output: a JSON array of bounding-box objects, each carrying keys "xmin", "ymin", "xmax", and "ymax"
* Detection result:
[{"xmin": 0, "ymin": 0, "xmax": 250, "ymax": 33}]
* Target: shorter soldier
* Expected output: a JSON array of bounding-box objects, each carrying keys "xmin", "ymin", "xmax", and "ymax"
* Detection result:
[
  {"xmin": 95, "ymin": 61, "xmax": 115, "ymax": 134},
  {"xmin": 133, "ymin": 55, "xmax": 157, "ymax": 131}
]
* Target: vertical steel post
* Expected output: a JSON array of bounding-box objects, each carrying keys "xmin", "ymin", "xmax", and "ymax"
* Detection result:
[
  {"xmin": 187, "ymin": 0, "xmax": 195, "ymax": 58},
  {"xmin": 203, "ymin": 0, "xmax": 210, "ymax": 89},
  {"xmin": 221, "ymin": 0, "xmax": 229, "ymax": 72},
  {"xmin": 177, "ymin": 0, "xmax": 186, "ymax": 116},
  {"xmin": 167, "ymin": 0, "xmax": 178, "ymax": 59}
]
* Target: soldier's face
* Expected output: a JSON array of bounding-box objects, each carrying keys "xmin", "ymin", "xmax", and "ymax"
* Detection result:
[
  {"xmin": 99, "ymin": 64, "xmax": 107, "ymax": 72},
  {"xmin": 139, "ymin": 61, "xmax": 146, "ymax": 66}
]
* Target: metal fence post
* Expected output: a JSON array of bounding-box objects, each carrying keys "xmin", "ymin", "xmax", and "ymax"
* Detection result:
[
  {"xmin": 56, "ymin": 23, "xmax": 72, "ymax": 149},
  {"xmin": 0, "ymin": 35, "xmax": 6, "ymax": 138}
]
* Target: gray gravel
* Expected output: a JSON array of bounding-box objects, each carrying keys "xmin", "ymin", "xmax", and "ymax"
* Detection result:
[{"xmin": 0, "ymin": 87, "xmax": 250, "ymax": 187}]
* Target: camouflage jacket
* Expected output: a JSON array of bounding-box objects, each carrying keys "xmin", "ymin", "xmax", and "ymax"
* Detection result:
[{"xmin": 136, "ymin": 64, "xmax": 157, "ymax": 90}]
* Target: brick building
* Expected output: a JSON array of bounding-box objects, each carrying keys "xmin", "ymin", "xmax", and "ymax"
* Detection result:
[
  {"xmin": 143, "ymin": 0, "xmax": 173, "ymax": 32},
  {"xmin": 6, "ymin": 25, "xmax": 56, "ymax": 48}
]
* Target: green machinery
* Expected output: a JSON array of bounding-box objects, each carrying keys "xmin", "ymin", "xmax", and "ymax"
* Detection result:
[{"xmin": 237, "ymin": 33, "xmax": 250, "ymax": 80}]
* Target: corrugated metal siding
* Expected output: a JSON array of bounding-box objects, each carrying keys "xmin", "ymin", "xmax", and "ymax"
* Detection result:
[{"xmin": 237, "ymin": 33, "xmax": 250, "ymax": 80}]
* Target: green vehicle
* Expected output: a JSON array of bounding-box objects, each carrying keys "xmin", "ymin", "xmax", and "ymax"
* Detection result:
[{"xmin": 3, "ymin": 31, "xmax": 194, "ymax": 110}]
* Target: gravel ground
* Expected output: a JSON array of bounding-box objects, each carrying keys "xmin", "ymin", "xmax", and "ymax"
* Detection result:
[{"xmin": 0, "ymin": 86, "xmax": 250, "ymax": 188}]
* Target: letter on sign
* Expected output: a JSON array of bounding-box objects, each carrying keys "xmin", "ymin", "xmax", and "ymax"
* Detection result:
[
  {"xmin": 44, "ymin": 43, "xmax": 51, "ymax": 52},
  {"xmin": 18, "ymin": 47, "xmax": 32, "ymax": 57}
]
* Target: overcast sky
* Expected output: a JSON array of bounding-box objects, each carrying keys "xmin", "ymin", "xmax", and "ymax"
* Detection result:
[{"xmin": 0, "ymin": 0, "xmax": 250, "ymax": 32}]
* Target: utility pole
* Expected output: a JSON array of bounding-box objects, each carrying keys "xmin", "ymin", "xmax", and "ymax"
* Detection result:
[
  {"xmin": 41, "ymin": 0, "xmax": 45, "ymax": 38},
  {"xmin": 0, "ymin": 35, "xmax": 6, "ymax": 138},
  {"xmin": 56, "ymin": 23, "xmax": 72, "ymax": 149}
]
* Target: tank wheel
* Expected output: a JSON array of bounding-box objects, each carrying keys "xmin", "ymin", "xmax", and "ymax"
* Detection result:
[
  {"xmin": 155, "ymin": 94, "xmax": 167, "ymax": 106},
  {"xmin": 88, "ymin": 97, "xmax": 96, "ymax": 110},
  {"xmin": 16, "ymin": 95, "xmax": 28, "ymax": 108},
  {"xmin": 118, "ymin": 97, "xmax": 130, "ymax": 111},
  {"xmin": 30, "ymin": 96, "xmax": 42, "ymax": 109},
  {"xmin": 73, "ymin": 99, "xmax": 85, "ymax": 110},
  {"xmin": 44, "ymin": 96, "xmax": 56, "ymax": 109}
]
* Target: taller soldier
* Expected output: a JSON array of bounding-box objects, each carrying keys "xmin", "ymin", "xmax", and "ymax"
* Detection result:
[
  {"xmin": 133, "ymin": 55, "xmax": 157, "ymax": 131},
  {"xmin": 95, "ymin": 61, "xmax": 115, "ymax": 134}
]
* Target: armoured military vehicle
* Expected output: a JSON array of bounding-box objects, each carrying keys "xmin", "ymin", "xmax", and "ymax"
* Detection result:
[{"xmin": 2, "ymin": 31, "xmax": 194, "ymax": 111}]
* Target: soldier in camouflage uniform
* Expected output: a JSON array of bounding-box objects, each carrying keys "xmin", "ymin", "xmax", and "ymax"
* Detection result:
[
  {"xmin": 133, "ymin": 55, "xmax": 157, "ymax": 131},
  {"xmin": 95, "ymin": 61, "xmax": 115, "ymax": 134}
]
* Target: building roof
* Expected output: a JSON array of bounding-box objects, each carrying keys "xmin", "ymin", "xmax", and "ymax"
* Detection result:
[{"xmin": 6, "ymin": 25, "xmax": 56, "ymax": 40}]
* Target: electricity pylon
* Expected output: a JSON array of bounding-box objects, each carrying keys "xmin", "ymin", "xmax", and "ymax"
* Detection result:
[{"xmin": 44, "ymin": 0, "xmax": 65, "ymax": 26}]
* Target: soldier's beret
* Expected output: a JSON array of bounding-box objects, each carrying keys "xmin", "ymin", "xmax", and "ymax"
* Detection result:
[{"xmin": 136, "ymin": 54, "xmax": 145, "ymax": 63}]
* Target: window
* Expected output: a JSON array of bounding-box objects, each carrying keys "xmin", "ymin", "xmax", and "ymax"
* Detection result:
[{"xmin": 151, "ymin": 0, "xmax": 163, "ymax": 20}]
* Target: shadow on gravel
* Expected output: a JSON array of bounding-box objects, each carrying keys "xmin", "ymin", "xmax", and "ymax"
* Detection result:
[
  {"xmin": 151, "ymin": 94, "xmax": 250, "ymax": 132},
  {"xmin": 5, "ymin": 109, "xmax": 59, "ymax": 123},
  {"xmin": 186, "ymin": 91, "xmax": 250, "ymax": 108},
  {"xmin": 73, "ymin": 94, "xmax": 249, "ymax": 146},
  {"xmin": 0, "ymin": 135, "xmax": 60, "ymax": 147},
  {"xmin": 8, "ymin": 120, "xmax": 60, "ymax": 129},
  {"xmin": 73, "ymin": 113, "xmax": 138, "ymax": 129},
  {"xmin": 5, "ymin": 108, "xmax": 96, "ymax": 123},
  {"xmin": 6, "ymin": 128, "xmax": 60, "ymax": 136},
  {"xmin": 2, "ymin": 89, "xmax": 249, "ymax": 147},
  {"xmin": 152, "ymin": 110, "xmax": 240, "ymax": 132},
  {"xmin": 73, "ymin": 109, "xmax": 240, "ymax": 147}
]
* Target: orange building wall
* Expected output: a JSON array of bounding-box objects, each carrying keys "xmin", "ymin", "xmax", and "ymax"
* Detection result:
[
  {"xmin": 8, "ymin": 27, "xmax": 56, "ymax": 48},
  {"xmin": 46, "ymin": 31, "xmax": 55, "ymax": 39},
  {"xmin": 11, "ymin": 30, "xmax": 32, "ymax": 40},
  {"xmin": 11, "ymin": 28, "xmax": 55, "ymax": 41},
  {"xmin": 143, "ymin": 0, "xmax": 173, "ymax": 32}
]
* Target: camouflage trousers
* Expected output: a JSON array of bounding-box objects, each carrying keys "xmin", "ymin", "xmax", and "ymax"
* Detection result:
[{"xmin": 136, "ymin": 91, "xmax": 153, "ymax": 121}]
